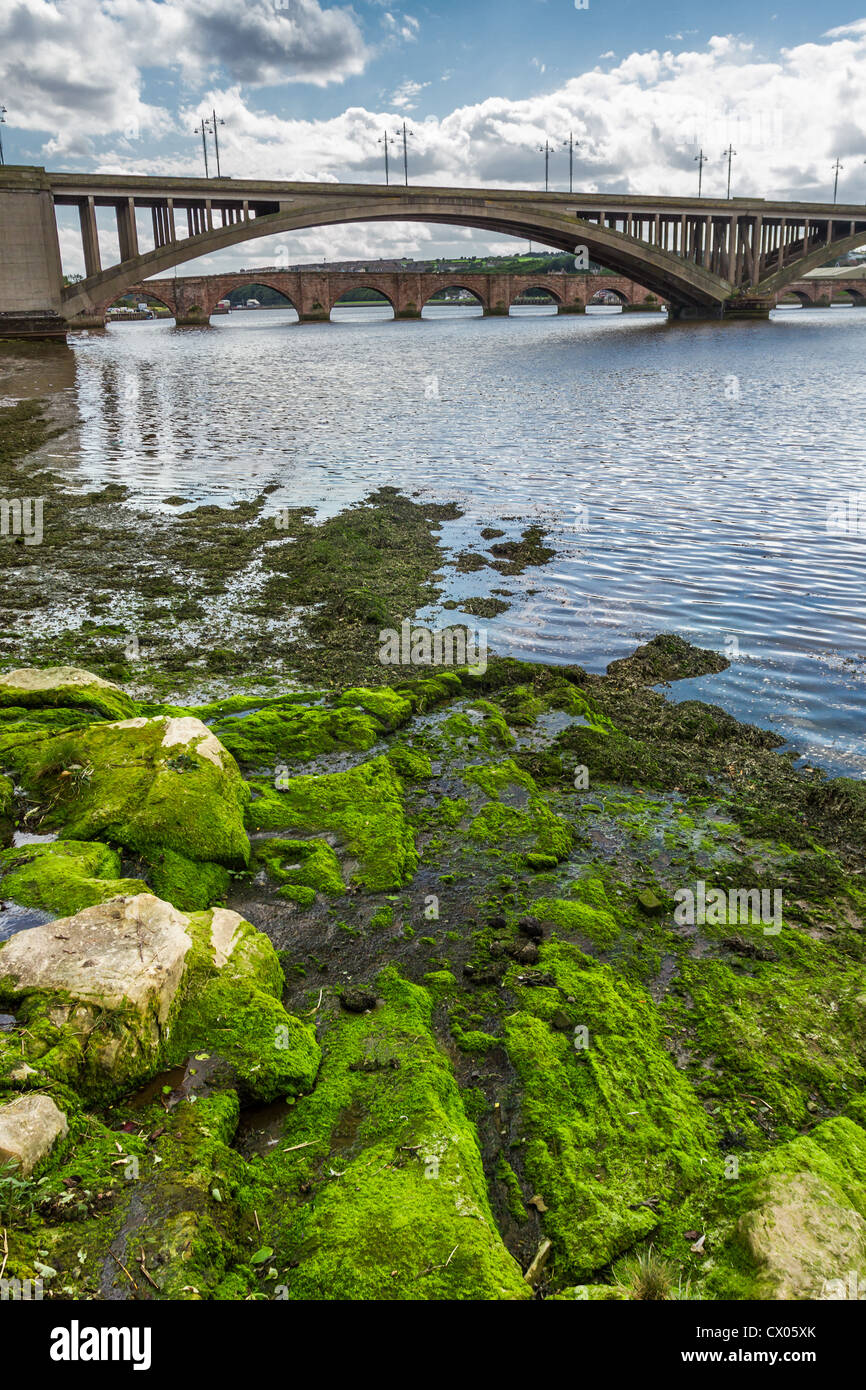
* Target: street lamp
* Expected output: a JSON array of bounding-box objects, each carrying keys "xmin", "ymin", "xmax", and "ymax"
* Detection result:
[
  {"xmin": 538, "ymin": 138, "xmax": 554, "ymax": 192},
  {"xmin": 392, "ymin": 121, "xmax": 413, "ymax": 186},
  {"xmin": 194, "ymin": 120, "xmax": 209, "ymax": 178},
  {"xmin": 832, "ymin": 157, "xmax": 843, "ymax": 204},
  {"xmin": 208, "ymin": 111, "xmax": 226, "ymax": 178},
  {"xmin": 721, "ymin": 144, "xmax": 737, "ymax": 199},
  {"xmin": 0, "ymin": 106, "xmax": 7, "ymax": 166},
  {"xmin": 378, "ymin": 131, "xmax": 390, "ymax": 185},
  {"xmin": 562, "ymin": 132, "xmax": 580, "ymax": 193},
  {"xmin": 694, "ymin": 147, "xmax": 707, "ymax": 197}
]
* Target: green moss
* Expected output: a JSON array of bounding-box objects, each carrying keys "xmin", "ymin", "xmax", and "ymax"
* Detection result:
[
  {"xmin": 255, "ymin": 838, "xmax": 345, "ymax": 898},
  {"xmin": 495, "ymin": 1155, "xmax": 528, "ymax": 1222},
  {"xmin": 387, "ymin": 742, "xmax": 432, "ymax": 781},
  {"xmin": 166, "ymin": 909, "xmax": 321, "ymax": 1104},
  {"xmin": 504, "ymin": 940, "xmax": 712, "ymax": 1282},
  {"xmin": 530, "ymin": 890, "xmax": 621, "ymax": 948},
  {"xmin": 246, "ymin": 756, "xmax": 417, "ymax": 891},
  {"xmin": 251, "ymin": 967, "xmax": 528, "ymax": 1299},
  {"xmin": 210, "ymin": 702, "xmax": 384, "ymax": 767},
  {"xmin": 147, "ymin": 849, "xmax": 230, "ymax": 912},
  {"xmin": 336, "ymin": 686, "xmax": 413, "ymax": 730},
  {"xmin": 0, "ymin": 839, "xmax": 148, "ymax": 916}
]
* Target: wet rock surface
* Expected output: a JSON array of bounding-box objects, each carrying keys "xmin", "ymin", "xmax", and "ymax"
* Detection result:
[{"xmin": 0, "ymin": 634, "xmax": 864, "ymax": 1302}]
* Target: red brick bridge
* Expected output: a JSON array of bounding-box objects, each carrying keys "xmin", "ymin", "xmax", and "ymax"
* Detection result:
[{"xmin": 122, "ymin": 270, "xmax": 663, "ymax": 324}]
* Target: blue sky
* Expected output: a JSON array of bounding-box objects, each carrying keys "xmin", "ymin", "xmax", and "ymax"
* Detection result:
[{"xmin": 2, "ymin": 2, "xmax": 865, "ymax": 270}]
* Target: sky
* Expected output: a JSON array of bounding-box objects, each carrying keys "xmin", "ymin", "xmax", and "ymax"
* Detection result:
[{"xmin": 2, "ymin": 1, "xmax": 866, "ymax": 275}]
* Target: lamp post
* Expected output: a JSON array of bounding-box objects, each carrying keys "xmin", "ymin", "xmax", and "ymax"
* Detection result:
[
  {"xmin": 832, "ymin": 157, "xmax": 843, "ymax": 204},
  {"xmin": 209, "ymin": 111, "xmax": 226, "ymax": 178},
  {"xmin": 194, "ymin": 120, "xmax": 209, "ymax": 178},
  {"xmin": 0, "ymin": 106, "xmax": 6, "ymax": 166},
  {"xmin": 722, "ymin": 144, "xmax": 737, "ymax": 199},
  {"xmin": 538, "ymin": 138, "xmax": 553, "ymax": 192},
  {"xmin": 695, "ymin": 147, "xmax": 707, "ymax": 197},
  {"xmin": 393, "ymin": 121, "xmax": 413, "ymax": 186},
  {"xmin": 562, "ymin": 132, "xmax": 579, "ymax": 193},
  {"xmin": 378, "ymin": 131, "xmax": 390, "ymax": 185}
]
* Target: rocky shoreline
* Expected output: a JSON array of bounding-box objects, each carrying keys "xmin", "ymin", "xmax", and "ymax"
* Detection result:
[{"xmin": 0, "ymin": 647, "xmax": 864, "ymax": 1302}]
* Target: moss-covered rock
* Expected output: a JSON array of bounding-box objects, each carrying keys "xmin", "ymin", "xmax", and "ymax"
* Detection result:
[
  {"xmin": 0, "ymin": 715, "xmax": 250, "ymax": 882},
  {"xmin": 0, "ymin": 666, "xmax": 137, "ymax": 721},
  {"xmin": 504, "ymin": 940, "xmax": 712, "ymax": 1282},
  {"xmin": 255, "ymin": 838, "xmax": 345, "ymax": 900},
  {"xmin": 246, "ymin": 756, "xmax": 417, "ymax": 891},
  {"xmin": 254, "ymin": 968, "xmax": 529, "ymax": 1299},
  {"xmin": 0, "ymin": 839, "xmax": 148, "ymax": 917}
]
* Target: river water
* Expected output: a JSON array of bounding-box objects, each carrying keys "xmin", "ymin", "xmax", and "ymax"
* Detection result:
[{"xmin": 7, "ymin": 303, "xmax": 866, "ymax": 776}]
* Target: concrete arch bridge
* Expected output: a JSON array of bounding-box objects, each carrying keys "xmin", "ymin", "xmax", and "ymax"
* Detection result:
[{"xmin": 2, "ymin": 166, "xmax": 866, "ymax": 335}]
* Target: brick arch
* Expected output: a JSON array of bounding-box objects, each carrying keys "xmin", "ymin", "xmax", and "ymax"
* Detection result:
[
  {"xmin": 510, "ymin": 282, "xmax": 563, "ymax": 306},
  {"xmin": 420, "ymin": 281, "xmax": 487, "ymax": 309},
  {"xmin": 329, "ymin": 280, "xmax": 398, "ymax": 313},
  {"xmin": 208, "ymin": 276, "xmax": 300, "ymax": 315}
]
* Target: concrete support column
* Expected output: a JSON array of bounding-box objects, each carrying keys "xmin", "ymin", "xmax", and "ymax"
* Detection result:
[
  {"xmin": 116, "ymin": 197, "xmax": 139, "ymax": 261},
  {"xmin": 0, "ymin": 171, "xmax": 67, "ymax": 338},
  {"xmin": 78, "ymin": 196, "xmax": 102, "ymax": 277}
]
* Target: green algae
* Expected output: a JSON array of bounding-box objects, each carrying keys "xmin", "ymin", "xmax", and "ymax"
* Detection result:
[
  {"xmin": 246, "ymin": 756, "xmax": 417, "ymax": 891},
  {"xmin": 255, "ymin": 837, "xmax": 345, "ymax": 899},
  {"xmin": 248, "ymin": 967, "xmax": 529, "ymax": 1300},
  {"xmin": 503, "ymin": 939, "xmax": 713, "ymax": 1282},
  {"xmin": 0, "ymin": 839, "xmax": 148, "ymax": 916},
  {"xmin": 209, "ymin": 701, "xmax": 384, "ymax": 768}
]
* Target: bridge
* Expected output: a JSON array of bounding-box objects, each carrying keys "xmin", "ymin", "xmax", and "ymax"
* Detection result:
[
  {"xmin": 117, "ymin": 269, "xmax": 866, "ymax": 325},
  {"xmin": 2, "ymin": 164, "xmax": 866, "ymax": 337},
  {"xmin": 121, "ymin": 270, "xmax": 661, "ymax": 323}
]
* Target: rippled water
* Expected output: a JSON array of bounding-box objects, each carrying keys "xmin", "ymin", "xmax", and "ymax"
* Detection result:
[{"xmin": 17, "ymin": 303, "xmax": 866, "ymax": 775}]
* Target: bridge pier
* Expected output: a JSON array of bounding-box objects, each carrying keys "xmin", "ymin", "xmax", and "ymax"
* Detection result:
[
  {"xmin": 0, "ymin": 169, "xmax": 67, "ymax": 340},
  {"xmin": 558, "ymin": 302, "xmax": 586, "ymax": 314},
  {"xmin": 669, "ymin": 304, "xmax": 725, "ymax": 321},
  {"xmin": 724, "ymin": 295, "xmax": 774, "ymax": 319}
]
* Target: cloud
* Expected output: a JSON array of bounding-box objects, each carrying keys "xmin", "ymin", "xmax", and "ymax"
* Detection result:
[
  {"xmin": 0, "ymin": 0, "xmax": 369, "ymax": 141},
  {"xmin": 380, "ymin": 10, "xmax": 419, "ymax": 43},
  {"xmin": 391, "ymin": 79, "xmax": 430, "ymax": 110},
  {"xmin": 14, "ymin": 20, "xmax": 866, "ymax": 270}
]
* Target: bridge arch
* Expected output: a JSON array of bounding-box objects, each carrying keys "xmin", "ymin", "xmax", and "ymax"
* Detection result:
[
  {"xmin": 511, "ymin": 284, "xmax": 562, "ymax": 307},
  {"xmin": 60, "ymin": 194, "xmax": 736, "ymax": 321},
  {"xmin": 588, "ymin": 286, "xmax": 628, "ymax": 308},
  {"xmin": 776, "ymin": 287, "xmax": 812, "ymax": 307},
  {"xmin": 105, "ymin": 288, "xmax": 174, "ymax": 320},
  {"xmin": 422, "ymin": 283, "xmax": 485, "ymax": 313},
  {"xmin": 220, "ymin": 279, "xmax": 300, "ymax": 315},
  {"xmin": 330, "ymin": 284, "xmax": 396, "ymax": 318}
]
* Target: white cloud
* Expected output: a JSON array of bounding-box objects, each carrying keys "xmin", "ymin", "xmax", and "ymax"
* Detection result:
[
  {"xmin": 16, "ymin": 22, "xmax": 866, "ymax": 270},
  {"xmin": 391, "ymin": 79, "xmax": 430, "ymax": 110},
  {"xmin": 0, "ymin": 0, "xmax": 369, "ymax": 142}
]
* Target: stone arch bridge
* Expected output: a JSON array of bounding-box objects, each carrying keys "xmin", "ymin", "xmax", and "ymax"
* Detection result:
[
  {"xmin": 2, "ymin": 165, "xmax": 866, "ymax": 336},
  {"xmin": 121, "ymin": 270, "xmax": 658, "ymax": 324}
]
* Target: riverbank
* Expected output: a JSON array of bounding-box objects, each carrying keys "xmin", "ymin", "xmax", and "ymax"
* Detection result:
[{"xmin": 1, "ymin": 389, "xmax": 865, "ymax": 1302}]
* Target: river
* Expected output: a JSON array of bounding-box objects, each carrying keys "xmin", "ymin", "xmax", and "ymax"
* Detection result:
[{"xmin": 3, "ymin": 302, "xmax": 865, "ymax": 775}]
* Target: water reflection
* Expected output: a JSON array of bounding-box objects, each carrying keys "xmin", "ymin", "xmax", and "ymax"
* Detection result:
[{"xmin": 16, "ymin": 306, "xmax": 866, "ymax": 774}]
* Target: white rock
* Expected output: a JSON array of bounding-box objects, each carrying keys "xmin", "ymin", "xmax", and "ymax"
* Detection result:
[
  {"xmin": 0, "ymin": 1094, "xmax": 68, "ymax": 1176},
  {"xmin": 209, "ymin": 908, "xmax": 245, "ymax": 968},
  {"xmin": 0, "ymin": 893, "xmax": 192, "ymax": 1025}
]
